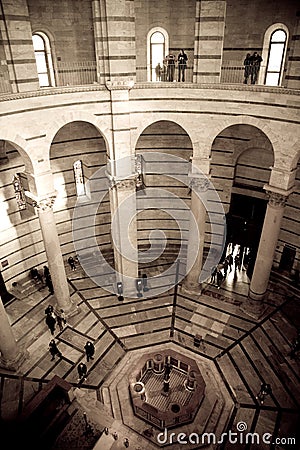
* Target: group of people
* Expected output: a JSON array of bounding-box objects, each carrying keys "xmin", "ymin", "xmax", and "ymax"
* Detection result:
[
  {"xmin": 210, "ymin": 251, "xmax": 243, "ymax": 288},
  {"xmin": 45, "ymin": 304, "xmax": 66, "ymax": 335},
  {"xmin": 155, "ymin": 49, "xmax": 188, "ymax": 82},
  {"xmin": 243, "ymin": 51, "xmax": 263, "ymax": 85},
  {"xmin": 77, "ymin": 341, "xmax": 96, "ymax": 381},
  {"xmin": 30, "ymin": 265, "xmax": 54, "ymax": 295}
]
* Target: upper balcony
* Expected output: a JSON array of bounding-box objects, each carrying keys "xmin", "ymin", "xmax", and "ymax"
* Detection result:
[{"xmin": 0, "ymin": 60, "xmax": 298, "ymax": 97}]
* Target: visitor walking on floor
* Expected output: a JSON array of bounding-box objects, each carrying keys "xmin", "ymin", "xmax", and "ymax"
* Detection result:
[
  {"xmin": 77, "ymin": 362, "xmax": 87, "ymax": 381},
  {"xmin": 49, "ymin": 339, "xmax": 62, "ymax": 360},
  {"xmin": 56, "ymin": 309, "xmax": 66, "ymax": 332},
  {"xmin": 45, "ymin": 312, "xmax": 56, "ymax": 335},
  {"xmin": 67, "ymin": 255, "xmax": 76, "ymax": 270},
  {"xmin": 256, "ymin": 382, "xmax": 272, "ymax": 404},
  {"xmin": 84, "ymin": 341, "xmax": 95, "ymax": 362},
  {"xmin": 210, "ymin": 266, "xmax": 217, "ymax": 284}
]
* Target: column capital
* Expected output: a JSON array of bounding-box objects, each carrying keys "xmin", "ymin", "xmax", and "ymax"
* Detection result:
[
  {"xmin": 264, "ymin": 185, "xmax": 293, "ymax": 208},
  {"xmin": 116, "ymin": 178, "xmax": 137, "ymax": 191},
  {"xmin": 34, "ymin": 195, "xmax": 56, "ymax": 211},
  {"xmin": 107, "ymin": 173, "xmax": 137, "ymax": 190},
  {"xmin": 189, "ymin": 175, "xmax": 210, "ymax": 192}
]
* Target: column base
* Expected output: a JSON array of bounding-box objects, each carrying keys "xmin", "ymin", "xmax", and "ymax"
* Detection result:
[
  {"xmin": 241, "ymin": 289, "xmax": 267, "ymax": 319},
  {"xmin": 0, "ymin": 347, "xmax": 29, "ymax": 372},
  {"xmin": 181, "ymin": 280, "xmax": 202, "ymax": 296}
]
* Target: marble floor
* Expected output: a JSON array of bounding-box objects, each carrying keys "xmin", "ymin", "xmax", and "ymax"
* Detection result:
[{"xmin": 0, "ymin": 262, "xmax": 299, "ymax": 450}]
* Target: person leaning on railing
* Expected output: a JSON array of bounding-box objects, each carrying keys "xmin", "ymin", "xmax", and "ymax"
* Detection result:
[
  {"xmin": 250, "ymin": 52, "xmax": 263, "ymax": 85},
  {"xmin": 243, "ymin": 53, "xmax": 252, "ymax": 84},
  {"xmin": 177, "ymin": 49, "xmax": 188, "ymax": 82}
]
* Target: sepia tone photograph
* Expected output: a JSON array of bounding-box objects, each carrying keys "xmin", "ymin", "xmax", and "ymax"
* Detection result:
[{"xmin": 0, "ymin": 0, "xmax": 299, "ymax": 448}]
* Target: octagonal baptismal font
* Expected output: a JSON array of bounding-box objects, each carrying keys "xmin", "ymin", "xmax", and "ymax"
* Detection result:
[{"xmin": 129, "ymin": 349, "xmax": 205, "ymax": 430}]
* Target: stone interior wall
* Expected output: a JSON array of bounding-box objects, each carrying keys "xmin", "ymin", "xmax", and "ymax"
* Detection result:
[
  {"xmin": 223, "ymin": 0, "xmax": 298, "ymax": 61},
  {"xmin": 50, "ymin": 121, "xmax": 112, "ymax": 264},
  {"xmin": 135, "ymin": 120, "xmax": 192, "ymax": 268},
  {"xmin": 27, "ymin": 0, "xmax": 95, "ymax": 62},
  {"xmin": 134, "ymin": 0, "xmax": 195, "ymax": 78},
  {"xmin": 276, "ymin": 161, "xmax": 300, "ymax": 272},
  {"xmin": 0, "ymin": 144, "xmax": 44, "ymax": 284}
]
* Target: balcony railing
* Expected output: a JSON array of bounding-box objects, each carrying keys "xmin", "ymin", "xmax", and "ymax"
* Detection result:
[
  {"xmin": 0, "ymin": 60, "xmax": 278, "ymax": 94},
  {"xmin": 55, "ymin": 61, "xmax": 98, "ymax": 86},
  {"xmin": 0, "ymin": 65, "xmax": 12, "ymax": 93}
]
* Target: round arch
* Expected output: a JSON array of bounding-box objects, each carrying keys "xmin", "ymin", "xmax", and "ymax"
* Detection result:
[
  {"xmin": 0, "ymin": 132, "xmax": 34, "ymax": 173},
  {"xmin": 132, "ymin": 117, "xmax": 194, "ymax": 154},
  {"xmin": 45, "ymin": 112, "xmax": 111, "ymax": 158}
]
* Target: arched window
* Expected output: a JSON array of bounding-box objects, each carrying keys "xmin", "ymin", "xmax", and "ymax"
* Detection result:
[
  {"xmin": 260, "ymin": 24, "xmax": 288, "ymax": 86},
  {"xmin": 32, "ymin": 32, "xmax": 55, "ymax": 87},
  {"xmin": 73, "ymin": 160, "xmax": 85, "ymax": 196},
  {"xmin": 147, "ymin": 28, "xmax": 169, "ymax": 82},
  {"xmin": 265, "ymin": 29, "xmax": 287, "ymax": 86}
]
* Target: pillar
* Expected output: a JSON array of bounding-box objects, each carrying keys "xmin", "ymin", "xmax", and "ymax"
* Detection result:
[
  {"xmin": 106, "ymin": 80, "xmax": 138, "ymax": 297},
  {"xmin": 193, "ymin": 0, "xmax": 226, "ymax": 83},
  {"xmin": 92, "ymin": 0, "xmax": 136, "ymax": 84},
  {"xmin": 183, "ymin": 177, "xmax": 208, "ymax": 293},
  {"xmin": 0, "ymin": 295, "xmax": 28, "ymax": 371},
  {"xmin": 0, "ymin": 0, "xmax": 39, "ymax": 92},
  {"xmin": 246, "ymin": 188, "xmax": 290, "ymax": 317},
  {"xmin": 35, "ymin": 196, "xmax": 77, "ymax": 316},
  {"xmin": 109, "ymin": 178, "xmax": 138, "ymax": 297}
]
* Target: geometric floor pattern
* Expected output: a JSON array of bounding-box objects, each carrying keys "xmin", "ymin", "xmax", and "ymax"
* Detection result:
[{"xmin": 0, "ymin": 263, "xmax": 299, "ymax": 449}]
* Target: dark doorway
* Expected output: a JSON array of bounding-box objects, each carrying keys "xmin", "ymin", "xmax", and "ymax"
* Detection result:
[
  {"xmin": 226, "ymin": 194, "xmax": 267, "ymax": 278},
  {"xmin": 279, "ymin": 245, "xmax": 296, "ymax": 273}
]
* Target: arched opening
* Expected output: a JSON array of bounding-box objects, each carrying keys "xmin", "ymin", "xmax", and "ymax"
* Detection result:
[
  {"xmin": 135, "ymin": 120, "xmax": 193, "ymax": 280},
  {"xmin": 147, "ymin": 28, "xmax": 169, "ymax": 82},
  {"xmin": 259, "ymin": 23, "xmax": 289, "ymax": 86},
  {"xmin": 265, "ymin": 29, "xmax": 287, "ymax": 86},
  {"xmin": 0, "ymin": 139, "xmax": 37, "ymax": 300},
  {"xmin": 32, "ymin": 32, "xmax": 55, "ymax": 87},
  {"xmin": 210, "ymin": 124, "xmax": 274, "ymax": 281},
  {"xmin": 50, "ymin": 121, "xmax": 113, "ymax": 271}
]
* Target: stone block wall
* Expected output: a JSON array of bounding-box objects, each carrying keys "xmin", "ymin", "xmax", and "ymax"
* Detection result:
[
  {"xmin": 50, "ymin": 121, "xmax": 112, "ymax": 262},
  {"xmin": 27, "ymin": 0, "xmax": 95, "ymax": 62}
]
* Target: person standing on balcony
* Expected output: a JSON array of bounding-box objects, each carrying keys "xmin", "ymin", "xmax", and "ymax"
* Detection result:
[
  {"xmin": 243, "ymin": 53, "xmax": 251, "ymax": 84},
  {"xmin": 178, "ymin": 49, "xmax": 188, "ymax": 82},
  {"xmin": 166, "ymin": 53, "xmax": 176, "ymax": 82},
  {"xmin": 155, "ymin": 63, "xmax": 162, "ymax": 81},
  {"xmin": 250, "ymin": 52, "xmax": 263, "ymax": 84}
]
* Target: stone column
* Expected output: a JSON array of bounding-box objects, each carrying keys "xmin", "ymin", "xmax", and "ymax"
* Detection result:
[
  {"xmin": 106, "ymin": 80, "xmax": 138, "ymax": 297},
  {"xmin": 0, "ymin": 295, "xmax": 28, "ymax": 371},
  {"xmin": 35, "ymin": 196, "xmax": 77, "ymax": 316},
  {"xmin": 0, "ymin": 0, "xmax": 39, "ymax": 92},
  {"xmin": 109, "ymin": 177, "xmax": 138, "ymax": 297},
  {"xmin": 247, "ymin": 188, "xmax": 290, "ymax": 316},
  {"xmin": 193, "ymin": 0, "xmax": 226, "ymax": 83},
  {"xmin": 183, "ymin": 177, "xmax": 208, "ymax": 293}
]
